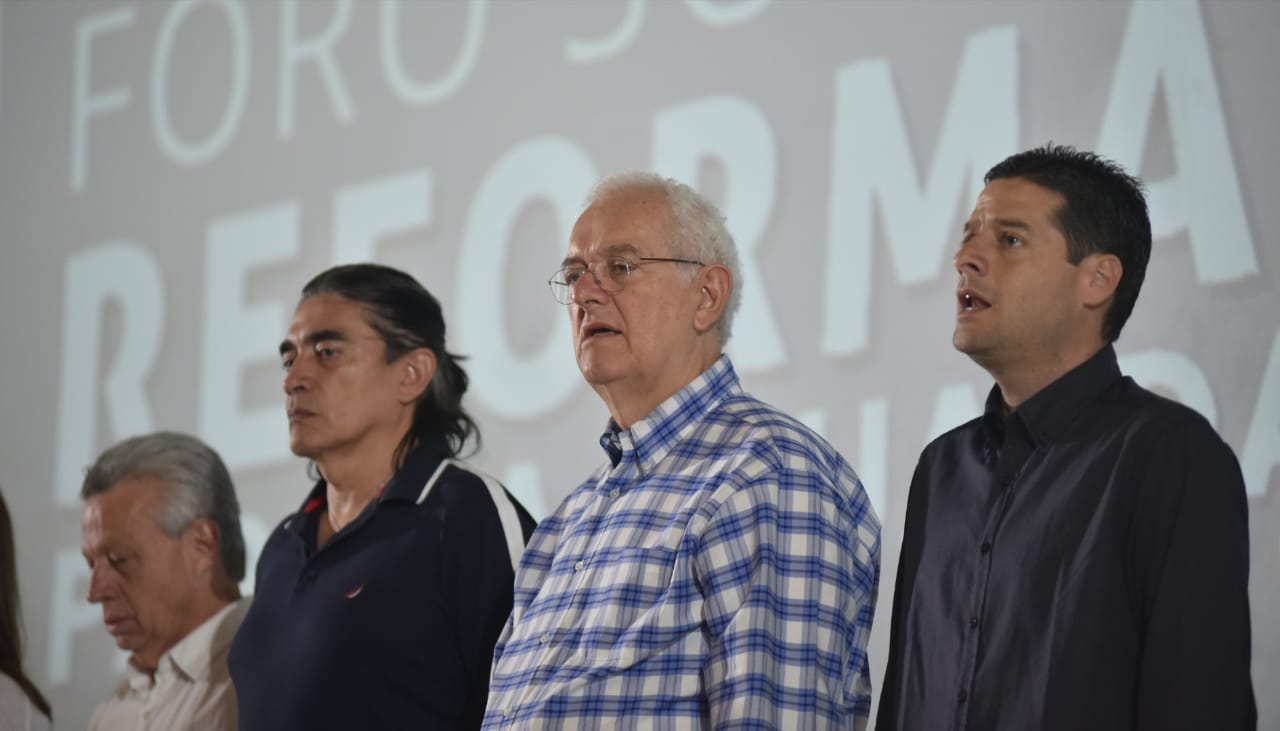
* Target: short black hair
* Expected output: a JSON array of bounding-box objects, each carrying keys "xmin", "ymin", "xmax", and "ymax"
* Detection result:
[
  {"xmin": 985, "ymin": 143, "xmax": 1151, "ymax": 342},
  {"xmin": 301, "ymin": 264, "xmax": 478, "ymax": 467}
]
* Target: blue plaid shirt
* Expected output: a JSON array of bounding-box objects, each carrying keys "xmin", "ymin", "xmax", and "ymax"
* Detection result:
[{"xmin": 484, "ymin": 356, "xmax": 881, "ymax": 729}]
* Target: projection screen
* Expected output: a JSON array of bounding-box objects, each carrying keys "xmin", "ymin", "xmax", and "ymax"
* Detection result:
[{"xmin": 0, "ymin": 0, "xmax": 1276, "ymax": 726}]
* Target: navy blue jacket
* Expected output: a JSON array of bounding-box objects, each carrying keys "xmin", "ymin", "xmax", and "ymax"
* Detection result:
[{"xmin": 230, "ymin": 436, "xmax": 537, "ymax": 730}]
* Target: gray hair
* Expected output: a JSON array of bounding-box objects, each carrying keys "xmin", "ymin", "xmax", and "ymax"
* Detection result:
[
  {"xmin": 585, "ymin": 171, "xmax": 743, "ymax": 344},
  {"xmin": 81, "ymin": 432, "xmax": 246, "ymax": 582}
]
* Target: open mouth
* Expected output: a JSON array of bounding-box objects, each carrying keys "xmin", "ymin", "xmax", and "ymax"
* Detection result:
[
  {"xmin": 103, "ymin": 616, "xmax": 130, "ymax": 633},
  {"xmin": 959, "ymin": 291, "xmax": 991, "ymax": 312},
  {"xmin": 582, "ymin": 323, "xmax": 621, "ymax": 340}
]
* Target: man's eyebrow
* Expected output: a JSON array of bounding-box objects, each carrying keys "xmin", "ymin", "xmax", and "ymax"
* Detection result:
[
  {"xmin": 279, "ymin": 329, "xmax": 350, "ymax": 356},
  {"xmin": 561, "ymin": 243, "xmax": 642, "ymax": 268},
  {"xmin": 962, "ymin": 218, "xmax": 1033, "ymax": 234},
  {"xmin": 605, "ymin": 243, "xmax": 641, "ymax": 257},
  {"xmin": 993, "ymin": 218, "xmax": 1032, "ymax": 232}
]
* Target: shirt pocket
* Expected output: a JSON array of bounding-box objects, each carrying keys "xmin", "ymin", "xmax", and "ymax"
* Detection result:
[{"xmin": 577, "ymin": 531, "xmax": 703, "ymax": 671}]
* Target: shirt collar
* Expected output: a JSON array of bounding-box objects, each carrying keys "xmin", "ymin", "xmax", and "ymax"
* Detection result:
[
  {"xmin": 151, "ymin": 597, "xmax": 250, "ymax": 683},
  {"xmin": 983, "ymin": 344, "xmax": 1123, "ymax": 447},
  {"xmin": 376, "ymin": 435, "xmax": 452, "ymax": 503},
  {"xmin": 285, "ymin": 436, "xmax": 452, "ymax": 535},
  {"xmin": 598, "ymin": 355, "xmax": 740, "ymax": 476}
]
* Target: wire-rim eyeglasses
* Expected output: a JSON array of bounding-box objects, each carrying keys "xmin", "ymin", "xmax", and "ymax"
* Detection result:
[{"xmin": 547, "ymin": 256, "xmax": 704, "ymax": 304}]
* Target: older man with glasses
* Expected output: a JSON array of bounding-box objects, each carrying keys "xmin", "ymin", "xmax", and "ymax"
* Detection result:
[{"xmin": 483, "ymin": 172, "xmax": 882, "ymax": 729}]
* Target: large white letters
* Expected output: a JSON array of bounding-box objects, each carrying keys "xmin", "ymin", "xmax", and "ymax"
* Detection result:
[
  {"xmin": 380, "ymin": 0, "xmax": 485, "ymax": 105},
  {"xmin": 457, "ymin": 137, "xmax": 594, "ymax": 419},
  {"xmin": 1098, "ymin": 0, "xmax": 1257, "ymax": 284},
  {"xmin": 1242, "ymin": 330, "xmax": 1280, "ymax": 497},
  {"xmin": 278, "ymin": 0, "xmax": 354, "ymax": 138},
  {"xmin": 46, "ymin": 549, "xmax": 98, "ymax": 685},
  {"xmin": 652, "ymin": 95, "xmax": 784, "ymax": 371},
  {"xmin": 54, "ymin": 243, "xmax": 164, "ymax": 506},
  {"xmin": 685, "ymin": 0, "xmax": 768, "ymax": 27},
  {"xmin": 151, "ymin": 0, "xmax": 251, "ymax": 166},
  {"xmin": 565, "ymin": 0, "xmax": 644, "ymax": 63},
  {"xmin": 824, "ymin": 25, "xmax": 1017, "ymax": 356},
  {"xmin": 70, "ymin": 6, "xmax": 136, "ymax": 192},
  {"xmin": 332, "ymin": 169, "xmax": 432, "ymax": 264},
  {"xmin": 199, "ymin": 203, "xmax": 298, "ymax": 471}
]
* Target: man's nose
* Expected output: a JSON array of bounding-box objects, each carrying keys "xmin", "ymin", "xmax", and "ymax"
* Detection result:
[
  {"xmin": 568, "ymin": 268, "xmax": 609, "ymax": 305},
  {"xmin": 283, "ymin": 357, "xmax": 308, "ymax": 394},
  {"xmin": 86, "ymin": 567, "xmax": 110, "ymax": 603},
  {"xmin": 954, "ymin": 239, "xmax": 989, "ymax": 277}
]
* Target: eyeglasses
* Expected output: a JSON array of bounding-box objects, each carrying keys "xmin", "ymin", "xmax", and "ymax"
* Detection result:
[{"xmin": 547, "ymin": 256, "xmax": 704, "ymax": 304}]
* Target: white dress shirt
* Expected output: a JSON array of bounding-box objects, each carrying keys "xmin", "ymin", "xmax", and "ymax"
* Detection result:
[
  {"xmin": 90, "ymin": 597, "xmax": 250, "ymax": 731},
  {"xmin": 0, "ymin": 673, "xmax": 50, "ymax": 731}
]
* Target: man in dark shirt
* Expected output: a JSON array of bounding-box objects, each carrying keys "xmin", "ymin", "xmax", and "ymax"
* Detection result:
[
  {"xmin": 876, "ymin": 144, "xmax": 1255, "ymax": 730},
  {"xmin": 229, "ymin": 264, "xmax": 537, "ymax": 730}
]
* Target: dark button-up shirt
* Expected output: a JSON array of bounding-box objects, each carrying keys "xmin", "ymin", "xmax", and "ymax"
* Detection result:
[
  {"xmin": 229, "ymin": 436, "xmax": 537, "ymax": 730},
  {"xmin": 877, "ymin": 345, "xmax": 1254, "ymax": 730}
]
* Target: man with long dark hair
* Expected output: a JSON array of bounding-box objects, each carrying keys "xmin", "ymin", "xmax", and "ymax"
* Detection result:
[{"xmin": 230, "ymin": 264, "xmax": 536, "ymax": 730}]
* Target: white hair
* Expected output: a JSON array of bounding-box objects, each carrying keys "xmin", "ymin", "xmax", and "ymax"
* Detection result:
[
  {"xmin": 81, "ymin": 431, "xmax": 246, "ymax": 582},
  {"xmin": 584, "ymin": 171, "xmax": 743, "ymax": 344}
]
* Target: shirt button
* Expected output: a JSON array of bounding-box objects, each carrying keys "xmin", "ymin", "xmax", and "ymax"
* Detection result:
[
  {"xmin": 541, "ymin": 632, "xmax": 551, "ymax": 644},
  {"xmin": 574, "ymin": 560, "xmax": 585, "ymax": 572},
  {"xmin": 958, "ymin": 690, "xmax": 968, "ymax": 703},
  {"xmin": 503, "ymin": 708, "xmax": 510, "ymax": 718},
  {"xmin": 980, "ymin": 541, "xmax": 992, "ymax": 554},
  {"xmin": 969, "ymin": 616, "xmax": 979, "ymax": 628},
  {"xmin": 609, "ymin": 488, "xmax": 620, "ymax": 499}
]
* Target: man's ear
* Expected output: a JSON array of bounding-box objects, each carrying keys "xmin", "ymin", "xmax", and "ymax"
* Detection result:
[
  {"xmin": 1079, "ymin": 252, "xmax": 1122, "ymax": 309},
  {"xmin": 399, "ymin": 348, "xmax": 437, "ymax": 404},
  {"xmin": 693, "ymin": 264, "xmax": 732, "ymax": 334},
  {"xmin": 183, "ymin": 517, "xmax": 220, "ymax": 577}
]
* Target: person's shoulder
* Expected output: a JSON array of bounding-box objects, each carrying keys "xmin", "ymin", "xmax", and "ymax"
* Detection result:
[
  {"xmin": 0, "ymin": 673, "xmax": 22, "ymax": 699},
  {"xmin": 1109, "ymin": 377, "xmax": 1225, "ymax": 445},
  {"xmin": 421, "ymin": 459, "xmax": 487, "ymax": 496},
  {"xmin": 87, "ymin": 676, "xmax": 134, "ymax": 724},
  {"xmin": 715, "ymin": 391, "xmax": 835, "ymax": 452},
  {"xmin": 913, "ymin": 413, "xmax": 984, "ymax": 464},
  {"xmin": 418, "ymin": 460, "xmax": 538, "ymax": 538},
  {"xmin": 0, "ymin": 676, "xmax": 50, "ymax": 731},
  {"xmin": 713, "ymin": 393, "xmax": 870, "ymax": 500},
  {"xmin": 926, "ymin": 413, "xmax": 984, "ymax": 446},
  {"xmin": 256, "ymin": 509, "xmax": 305, "ymax": 553},
  {"xmin": 419, "ymin": 460, "xmax": 508, "ymax": 514}
]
